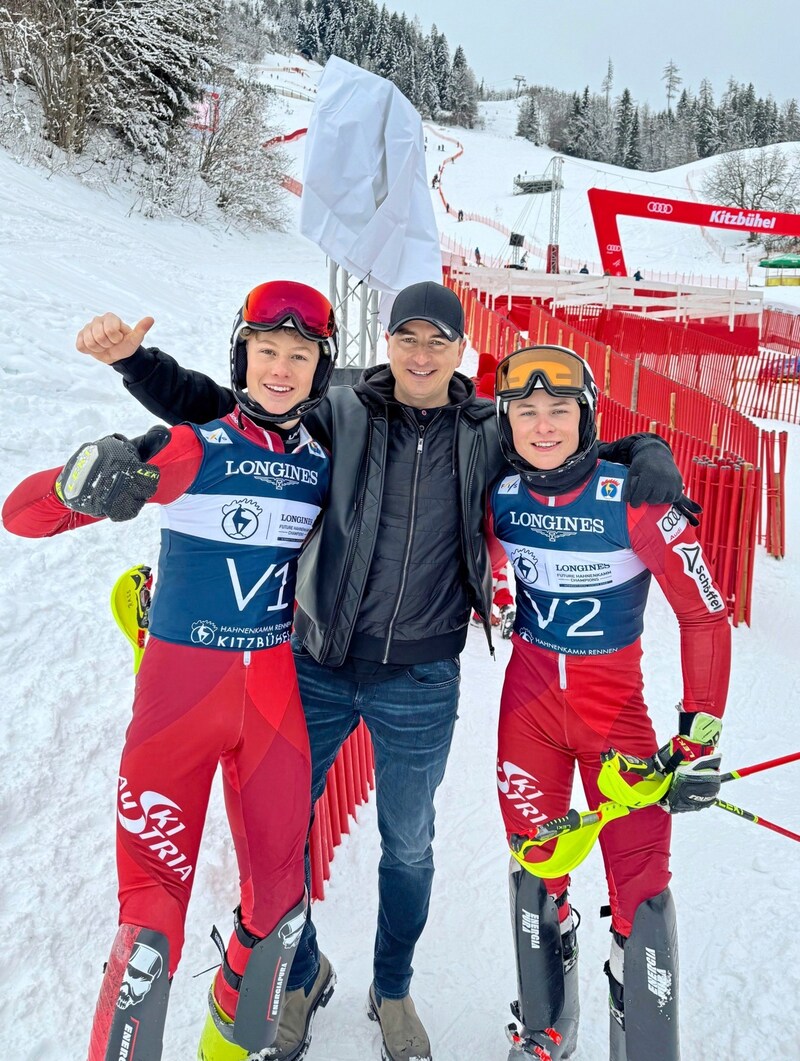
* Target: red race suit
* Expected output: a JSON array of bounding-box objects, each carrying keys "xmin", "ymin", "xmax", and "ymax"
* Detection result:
[
  {"xmin": 3, "ymin": 412, "xmax": 329, "ymax": 1032},
  {"xmin": 489, "ymin": 462, "xmax": 730, "ymax": 937}
]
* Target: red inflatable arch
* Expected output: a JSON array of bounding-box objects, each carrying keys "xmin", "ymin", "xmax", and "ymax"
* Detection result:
[{"xmin": 588, "ymin": 188, "xmax": 800, "ymax": 277}]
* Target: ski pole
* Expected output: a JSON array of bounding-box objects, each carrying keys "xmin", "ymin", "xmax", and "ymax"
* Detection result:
[
  {"xmin": 512, "ymin": 778, "xmax": 800, "ymax": 878},
  {"xmin": 713, "ymin": 798, "xmax": 800, "ymax": 844},
  {"xmin": 511, "ymin": 752, "xmax": 800, "ymax": 878},
  {"xmin": 719, "ymin": 750, "xmax": 800, "ymax": 785}
]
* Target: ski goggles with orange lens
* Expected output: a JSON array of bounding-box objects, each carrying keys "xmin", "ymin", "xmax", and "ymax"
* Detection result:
[
  {"xmin": 496, "ymin": 345, "xmax": 587, "ymax": 402},
  {"xmin": 242, "ymin": 281, "xmax": 337, "ymax": 342}
]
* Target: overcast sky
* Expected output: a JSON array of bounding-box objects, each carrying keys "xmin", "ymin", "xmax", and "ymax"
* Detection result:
[{"xmin": 400, "ymin": 0, "xmax": 800, "ymax": 107}]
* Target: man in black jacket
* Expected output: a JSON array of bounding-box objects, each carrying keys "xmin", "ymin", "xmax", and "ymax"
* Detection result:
[{"xmin": 76, "ymin": 281, "xmax": 688, "ymax": 1061}]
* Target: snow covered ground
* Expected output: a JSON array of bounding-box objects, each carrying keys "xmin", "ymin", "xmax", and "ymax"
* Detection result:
[{"xmin": 1, "ymin": 58, "xmax": 800, "ymax": 1060}]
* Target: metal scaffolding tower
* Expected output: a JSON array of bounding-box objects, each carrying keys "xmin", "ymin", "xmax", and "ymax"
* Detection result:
[{"xmin": 328, "ymin": 261, "xmax": 381, "ymax": 375}]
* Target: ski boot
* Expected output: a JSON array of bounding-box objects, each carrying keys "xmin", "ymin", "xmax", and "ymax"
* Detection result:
[
  {"xmin": 198, "ymin": 989, "xmax": 250, "ymax": 1061},
  {"xmin": 506, "ymin": 958, "xmax": 579, "ymax": 1060},
  {"xmin": 506, "ymin": 1021, "xmax": 561, "ymax": 1060}
]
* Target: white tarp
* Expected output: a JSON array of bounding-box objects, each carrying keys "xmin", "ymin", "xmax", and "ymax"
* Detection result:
[{"xmin": 299, "ymin": 56, "xmax": 441, "ymax": 306}]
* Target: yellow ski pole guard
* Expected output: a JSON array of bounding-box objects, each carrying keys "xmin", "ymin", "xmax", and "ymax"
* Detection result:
[
  {"xmin": 510, "ymin": 800, "xmax": 632, "ymax": 878},
  {"xmin": 110, "ymin": 565, "xmax": 152, "ymax": 674},
  {"xmin": 598, "ymin": 749, "xmax": 672, "ymax": 808}
]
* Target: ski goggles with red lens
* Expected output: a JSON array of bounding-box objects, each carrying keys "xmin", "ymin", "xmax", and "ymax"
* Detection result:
[
  {"xmin": 496, "ymin": 345, "xmax": 587, "ymax": 402},
  {"xmin": 242, "ymin": 281, "xmax": 336, "ymax": 342}
]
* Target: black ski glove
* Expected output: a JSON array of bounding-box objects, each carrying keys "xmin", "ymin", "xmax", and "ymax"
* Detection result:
[
  {"xmin": 659, "ymin": 753, "xmax": 722, "ymax": 813},
  {"xmin": 623, "ymin": 437, "xmax": 681, "ymax": 506},
  {"xmin": 55, "ymin": 433, "xmax": 160, "ymax": 522},
  {"xmin": 655, "ymin": 710, "xmax": 722, "ymax": 813},
  {"xmin": 622, "ymin": 437, "xmax": 702, "ymax": 526},
  {"xmin": 673, "ymin": 494, "xmax": 703, "ymax": 527}
]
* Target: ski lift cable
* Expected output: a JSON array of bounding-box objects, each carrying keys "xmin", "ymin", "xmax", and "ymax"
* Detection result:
[{"xmin": 561, "ymin": 155, "xmax": 697, "ymax": 195}]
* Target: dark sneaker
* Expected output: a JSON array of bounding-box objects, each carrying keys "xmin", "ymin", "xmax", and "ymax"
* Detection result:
[
  {"xmin": 259, "ymin": 954, "xmax": 336, "ymax": 1061},
  {"xmin": 367, "ymin": 984, "xmax": 432, "ymax": 1061}
]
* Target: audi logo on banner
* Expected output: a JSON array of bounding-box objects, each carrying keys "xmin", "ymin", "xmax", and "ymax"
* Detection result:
[
  {"xmin": 647, "ymin": 201, "xmax": 673, "ymax": 215},
  {"xmin": 606, "ymin": 244, "xmax": 622, "ymax": 252}
]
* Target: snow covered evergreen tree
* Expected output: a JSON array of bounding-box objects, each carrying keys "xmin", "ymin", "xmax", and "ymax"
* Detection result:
[
  {"xmin": 418, "ymin": 35, "xmax": 440, "ymax": 117},
  {"xmin": 431, "ymin": 27, "xmax": 451, "ymax": 111},
  {"xmin": 296, "ymin": 0, "xmax": 322, "ymax": 59},
  {"xmin": 448, "ymin": 44, "xmax": 478, "ymax": 128},
  {"xmin": 781, "ymin": 99, "xmax": 800, "ymax": 143},
  {"xmin": 662, "ymin": 59, "xmax": 682, "ymax": 116},
  {"xmin": 0, "ymin": 0, "xmax": 217, "ymax": 157},
  {"xmin": 695, "ymin": 78, "xmax": 720, "ymax": 158},
  {"xmin": 614, "ymin": 88, "xmax": 640, "ymax": 167},
  {"xmin": 92, "ymin": 0, "xmax": 218, "ymax": 159},
  {"xmin": 516, "ymin": 92, "xmax": 542, "ymax": 144}
]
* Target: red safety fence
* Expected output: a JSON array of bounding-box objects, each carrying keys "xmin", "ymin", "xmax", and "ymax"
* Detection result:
[
  {"xmin": 762, "ymin": 307, "xmax": 800, "ymax": 354},
  {"xmin": 309, "ymin": 721, "xmax": 375, "ymax": 900},
  {"xmin": 263, "ymin": 127, "xmax": 308, "ymax": 148},
  {"xmin": 446, "ymin": 275, "xmax": 788, "ymax": 625},
  {"xmin": 549, "ymin": 304, "xmax": 800, "ymax": 430},
  {"xmin": 281, "ymin": 176, "xmax": 303, "ymax": 196},
  {"xmin": 685, "ymin": 458, "xmax": 762, "ymax": 628}
]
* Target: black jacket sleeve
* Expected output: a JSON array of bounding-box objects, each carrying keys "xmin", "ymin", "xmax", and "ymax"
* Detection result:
[
  {"xmin": 598, "ymin": 430, "xmax": 671, "ymax": 466},
  {"xmin": 600, "ymin": 431, "xmax": 685, "ymax": 507},
  {"xmin": 112, "ymin": 346, "xmax": 236, "ymax": 426}
]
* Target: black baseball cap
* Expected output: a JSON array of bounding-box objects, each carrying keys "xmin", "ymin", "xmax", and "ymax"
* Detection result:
[{"xmin": 387, "ymin": 281, "xmax": 465, "ymax": 341}]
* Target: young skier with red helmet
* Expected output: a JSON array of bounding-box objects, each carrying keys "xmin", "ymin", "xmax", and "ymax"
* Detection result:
[
  {"xmin": 489, "ymin": 345, "xmax": 731, "ymax": 1061},
  {"xmin": 2, "ymin": 281, "xmax": 338, "ymax": 1061}
]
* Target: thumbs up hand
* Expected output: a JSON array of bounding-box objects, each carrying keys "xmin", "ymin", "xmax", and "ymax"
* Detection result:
[{"xmin": 76, "ymin": 313, "xmax": 155, "ymax": 364}]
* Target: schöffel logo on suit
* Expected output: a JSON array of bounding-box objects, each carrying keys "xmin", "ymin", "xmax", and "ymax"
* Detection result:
[
  {"xmin": 224, "ymin": 460, "xmax": 319, "ymax": 489},
  {"xmin": 647, "ymin": 201, "xmax": 673, "ymax": 215},
  {"xmin": 673, "ymin": 542, "xmax": 725, "ymax": 613},
  {"xmin": 509, "ymin": 512, "xmax": 604, "ymax": 542}
]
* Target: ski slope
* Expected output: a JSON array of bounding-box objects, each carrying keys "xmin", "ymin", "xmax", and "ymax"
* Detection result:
[{"xmin": 1, "ymin": 57, "xmax": 800, "ymax": 1060}]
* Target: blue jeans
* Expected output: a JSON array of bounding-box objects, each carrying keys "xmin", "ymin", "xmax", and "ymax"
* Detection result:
[{"xmin": 288, "ymin": 637, "xmax": 460, "ymax": 999}]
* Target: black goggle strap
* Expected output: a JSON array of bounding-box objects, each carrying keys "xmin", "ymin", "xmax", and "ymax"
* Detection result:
[
  {"xmin": 236, "ymin": 316, "xmax": 337, "ymax": 359},
  {"xmin": 496, "ymin": 367, "xmax": 586, "ymax": 405}
]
